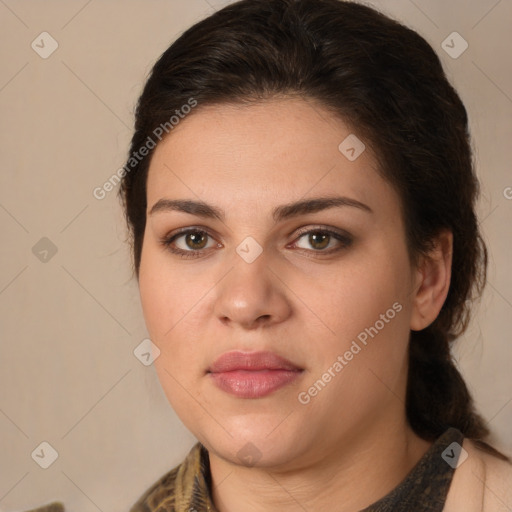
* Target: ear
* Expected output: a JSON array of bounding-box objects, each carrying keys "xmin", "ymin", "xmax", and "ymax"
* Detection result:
[{"xmin": 410, "ymin": 230, "xmax": 453, "ymax": 331}]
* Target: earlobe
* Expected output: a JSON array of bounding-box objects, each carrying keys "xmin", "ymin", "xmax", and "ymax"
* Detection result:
[{"xmin": 410, "ymin": 230, "xmax": 453, "ymax": 331}]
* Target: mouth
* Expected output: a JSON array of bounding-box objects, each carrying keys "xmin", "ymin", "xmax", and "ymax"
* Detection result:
[{"xmin": 207, "ymin": 350, "xmax": 304, "ymax": 399}]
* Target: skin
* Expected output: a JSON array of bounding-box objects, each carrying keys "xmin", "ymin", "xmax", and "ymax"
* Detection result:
[{"xmin": 138, "ymin": 97, "xmax": 453, "ymax": 512}]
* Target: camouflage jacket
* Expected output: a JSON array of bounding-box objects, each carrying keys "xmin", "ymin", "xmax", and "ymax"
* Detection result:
[
  {"xmin": 26, "ymin": 428, "xmax": 471, "ymax": 512},
  {"xmin": 129, "ymin": 428, "xmax": 463, "ymax": 512}
]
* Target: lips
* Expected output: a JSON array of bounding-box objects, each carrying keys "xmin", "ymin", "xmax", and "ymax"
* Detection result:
[
  {"xmin": 208, "ymin": 350, "xmax": 301, "ymax": 373},
  {"xmin": 208, "ymin": 351, "xmax": 303, "ymax": 398}
]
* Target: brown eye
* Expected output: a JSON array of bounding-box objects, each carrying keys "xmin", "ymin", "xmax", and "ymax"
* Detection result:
[
  {"xmin": 183, "ymin": 231, "xmax": 208, "ymax": 250},
  {"xmin": 294, "ymin": 228, "xmax": 352, "ymax": 253},
  {"xmin": 307, "ymin": 232, "xmax": 330, "ymax": 250},
  {"xmin": 161, "ymin": 228, "xmax": 218, "ymax": 258}
]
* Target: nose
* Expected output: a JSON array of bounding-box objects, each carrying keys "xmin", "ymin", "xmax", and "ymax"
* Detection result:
[{"xmin": 213, "ymin": 250, "xmax": 292, "ymax": 331}]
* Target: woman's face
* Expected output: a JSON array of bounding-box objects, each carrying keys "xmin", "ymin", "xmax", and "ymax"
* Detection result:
[{"xmin": 139, "ymin": 98, "xmax": 420, "ymax": 469}]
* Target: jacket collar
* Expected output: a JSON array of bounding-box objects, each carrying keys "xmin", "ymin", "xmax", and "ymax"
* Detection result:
[{"xmin": 172, "ymin": 428, "xmax": 463, "ymax": 512}]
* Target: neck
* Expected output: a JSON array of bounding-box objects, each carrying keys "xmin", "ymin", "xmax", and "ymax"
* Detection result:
[{"xmin": 208, "ymin": 418, "xmax": 432, "ymax": 512}]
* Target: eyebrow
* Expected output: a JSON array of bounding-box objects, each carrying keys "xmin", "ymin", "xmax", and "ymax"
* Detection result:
[{"xmin": 149, "ymin": 196, "xmax": 373, "ymax": 223}]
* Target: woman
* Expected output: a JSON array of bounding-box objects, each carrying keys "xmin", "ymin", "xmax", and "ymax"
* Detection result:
[{"xmin": 114, "ymin": 0, "xmax": 512, "ymax": 510}]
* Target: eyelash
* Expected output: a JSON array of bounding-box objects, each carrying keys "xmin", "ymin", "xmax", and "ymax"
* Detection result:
[{"xmin": 159, "ymin": 226, "xmax": 353, "ymax": 259}]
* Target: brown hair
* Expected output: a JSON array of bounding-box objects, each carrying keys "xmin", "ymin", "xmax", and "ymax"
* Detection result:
[{"xmin": 118, "ymin": 0, "xmax": 508, "ymax": 459}]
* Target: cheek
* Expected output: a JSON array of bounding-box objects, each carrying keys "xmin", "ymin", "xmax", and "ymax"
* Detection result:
[
  {"xmin": 139, "ymin": 245, "xmax": 192, "ymax": 338},
  {"xmin": 303, "ymin": 239, "xmax": 413, "ymax": 399},
  {"xmin": 317, "ymin": 250, "xmax": 409, "ymax": 342},
  {"xmin": 138, "ymin": 254, "xmax": 169, "ymax": 339},
  {"xmin": 138, "ymin": 255, "xmax": 200, "ymax": 415},
  {"xmin": 138, "ymin": 246, "xmax": 211, "ymax": 379}
]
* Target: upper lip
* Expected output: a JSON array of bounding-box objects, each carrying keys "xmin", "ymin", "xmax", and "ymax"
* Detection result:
[{"xmin": 208, "ymin": 350, "xmax": 302, "ymax": 373}]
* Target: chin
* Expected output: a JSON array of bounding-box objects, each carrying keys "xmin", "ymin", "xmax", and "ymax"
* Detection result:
[
  {"xmin": 193, "ymin": 414, "xmax": 313, "ymax": 469},
  {"xmin": 207, "ymin": 435, "xmax": 302, "ymax": 468}
]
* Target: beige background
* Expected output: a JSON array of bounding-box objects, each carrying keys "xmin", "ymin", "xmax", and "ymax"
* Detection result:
[{"xmin": 0, "ymin": 0, "xmax": 511, "ymax": 510}]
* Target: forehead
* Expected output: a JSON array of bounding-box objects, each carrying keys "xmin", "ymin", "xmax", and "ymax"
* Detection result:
[{"xmin": 145, "ymin": 98, "xmax": 397, "ymax": 218}]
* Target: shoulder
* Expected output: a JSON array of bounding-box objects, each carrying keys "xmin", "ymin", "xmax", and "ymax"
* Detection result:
[
  {"xmin": 18, "ymin": 504, "xmax": 65, "ymax": 512},
  {"xmin": 130, "ymin": 464, "xmax": 181, "ymax": 512},
  {"xmin": 444, "ymin": 438, "xmax": 512, "ymax": 512},
  {"xmin": 130, "ymin": 442, "xmax": 204, "ymax": 512}
]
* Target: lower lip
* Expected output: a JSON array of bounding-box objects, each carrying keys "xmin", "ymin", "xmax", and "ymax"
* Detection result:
[{"xmin": 209, "ymin": 369, "xmax": 302, "ymax": 398}]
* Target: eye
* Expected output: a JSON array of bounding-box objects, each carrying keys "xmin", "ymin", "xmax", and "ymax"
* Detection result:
[
  {"xmin": 161, "ymin": 228, "xmax": 220, "ymax": 258},
  {"xmin": 291, "ymin": 227, "xmax": 353, "ymax": 254},
  {"xmin": 160, "ymin": 226, "xmax": 353, "ymax": 259}
]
